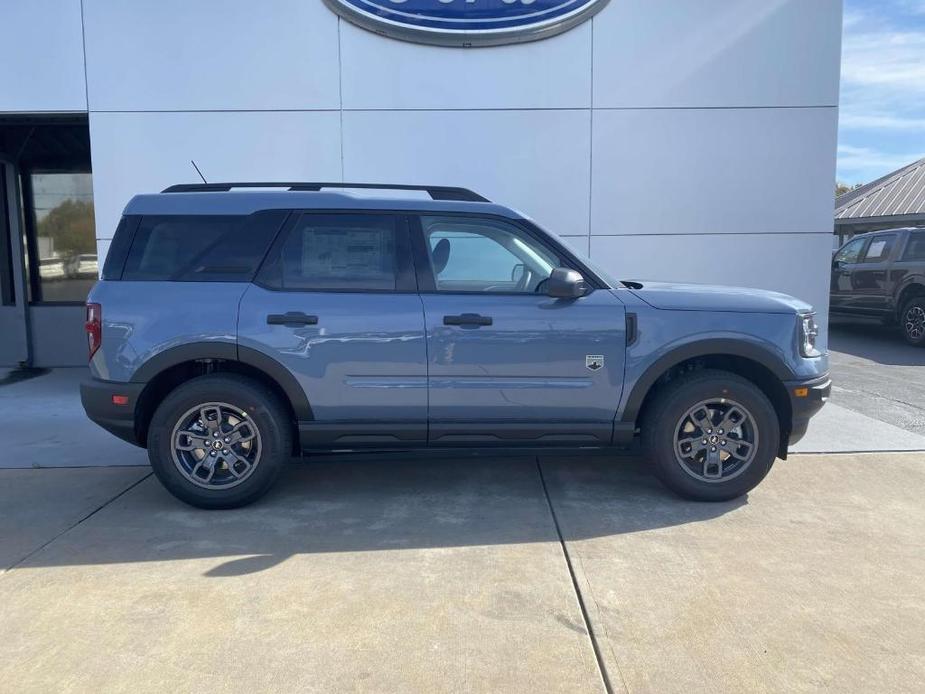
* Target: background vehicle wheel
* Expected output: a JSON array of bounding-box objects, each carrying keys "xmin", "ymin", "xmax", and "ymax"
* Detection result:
[
  {"xmin": 900, "ymin": 297, "xmax": 925, "ymax": 346},
  {"xmin": 147, "ymin": 374, "xmax": 292, "ymax": 509},
  {"xmin": 642, "ymin": 369, "xmax": 780, "ymax": 501}
]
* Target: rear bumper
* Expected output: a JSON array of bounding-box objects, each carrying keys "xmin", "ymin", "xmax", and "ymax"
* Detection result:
[
  {"xmin": 80, "ymin": 378, "xmax": 145, "ymax": 447},
  {"xmin": 784, "ymin": 374, "xmax": 831, "ymax": 446}
]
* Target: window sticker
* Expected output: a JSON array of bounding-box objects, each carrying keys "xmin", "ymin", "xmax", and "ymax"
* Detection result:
[{"xmin": 866, "ymin": 239, "xmax": 888, "ymax": 260}]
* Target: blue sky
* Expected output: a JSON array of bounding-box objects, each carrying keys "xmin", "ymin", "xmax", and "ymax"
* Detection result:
[{"xmin": 838, "ymin": 0, "xmax": 925, "ymax": 184}]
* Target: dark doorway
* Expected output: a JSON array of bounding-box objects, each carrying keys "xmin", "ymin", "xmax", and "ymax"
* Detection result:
[{"xmin": 0, "ymin": 115, "xmax": 95, "ymax": 366}]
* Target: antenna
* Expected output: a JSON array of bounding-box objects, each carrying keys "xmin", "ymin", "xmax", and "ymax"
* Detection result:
[{"xmin": 190, "ymin": 159, "xmax": 208, "ymax": 184}]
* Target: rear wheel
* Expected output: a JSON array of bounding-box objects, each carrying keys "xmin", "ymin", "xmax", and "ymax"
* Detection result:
[
  {"xmin": 642, "ymin": 370, "xmax": 779, "ymax": 501},
  {"xmin": 147, "ymin": 374, "xmax": 292, "ymax": 509},
  {"xmin": 900, "ymin": 297, "xmax": 925, "ymax": 346}
]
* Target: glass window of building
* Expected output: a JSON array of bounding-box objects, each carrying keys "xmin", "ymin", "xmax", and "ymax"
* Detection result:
[{"xmin": 24, "ymin": 172, "xmax": 96, "ymax": 303}]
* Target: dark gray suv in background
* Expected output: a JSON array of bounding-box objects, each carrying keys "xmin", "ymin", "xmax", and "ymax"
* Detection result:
[{"xmin": 831, "ymin": 227, "xmax": 925, "ymax": 345}]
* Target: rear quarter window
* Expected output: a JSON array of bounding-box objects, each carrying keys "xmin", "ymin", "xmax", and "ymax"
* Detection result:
[
  {"xmin": 101, "ymin": 216, "xmax": 138, "ymax": 280},
  {"xmin": 121, "ymin": 211, "xmax": 287, "ymax": 281},
  {"xmin": 902, "ymin": 232, "xmax": 925, "ymax": 261}
]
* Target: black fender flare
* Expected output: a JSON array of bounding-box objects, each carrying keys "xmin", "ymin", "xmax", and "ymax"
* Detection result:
[
  {"xmin": 895, "ymin": 279, "xmax": 925, "ymax": 314},
  {"xmin": 130, "ymin": 342, "xmax": 313, "ymax": 421},
  {"xmin": 619, "ymin": 338, "xmax": 795, "ymax": 424},
  {"xmin": 238, "ymin": 345, "xmax": 313, "ymax": 420}
]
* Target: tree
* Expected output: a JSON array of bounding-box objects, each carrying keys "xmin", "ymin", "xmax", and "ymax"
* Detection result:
[
  {"xmin": 36, "ymin": 199, "xmax": 96, "ymax": 256},
  {"xmin": 835, "ymin": 181, "xmax": 863, "ymax": 197}
]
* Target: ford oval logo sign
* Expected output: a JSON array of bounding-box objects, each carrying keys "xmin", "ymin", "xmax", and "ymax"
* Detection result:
[{"xmin": 323, "ymin": 0, "xmax": 611, "ymax": 47}]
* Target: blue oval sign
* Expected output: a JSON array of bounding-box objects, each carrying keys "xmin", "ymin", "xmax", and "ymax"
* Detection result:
[{"xmin": 323, "ymin": 0, "xmax": 611, "ymax": 47}]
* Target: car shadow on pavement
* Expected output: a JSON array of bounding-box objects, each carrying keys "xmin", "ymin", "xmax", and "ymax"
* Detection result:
[
  {"xmin": 17, "ymin": 455, "xmax": 745, "ymax": 576},
  {"xmin": 829, "ymin": 320, "xmax": 925, "ymax": 366}
]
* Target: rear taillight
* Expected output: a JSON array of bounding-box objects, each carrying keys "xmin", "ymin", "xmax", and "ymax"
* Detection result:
[{"xmin": 85, "ymin": 302, "xmax": 101, "ymax": 360}]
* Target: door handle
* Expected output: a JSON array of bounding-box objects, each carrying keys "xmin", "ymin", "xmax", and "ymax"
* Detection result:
[
  {"xmin": 444, "ymin": 313, "xmax": 492, "ymax": 327},
  {"xmin": 267, "ymin": 312, "xmax": 319, "ymax": 326}
]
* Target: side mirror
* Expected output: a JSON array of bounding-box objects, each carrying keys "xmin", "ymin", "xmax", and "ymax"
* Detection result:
[{"xmin": 546, "ymin": 268, "xmax": 589, "ymax": 299}]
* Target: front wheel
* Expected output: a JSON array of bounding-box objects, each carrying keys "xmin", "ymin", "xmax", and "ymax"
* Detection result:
[
  {"xmin": 147, "ymin": 374, "xmax": 292, "ymax": 509},
  {"xmin": 641, "ymin": 370, "xmax": 780, "ymax": 501},
  {"xmin": 900, "ymin": 297, "xmax": 925, "ymax": 346}
]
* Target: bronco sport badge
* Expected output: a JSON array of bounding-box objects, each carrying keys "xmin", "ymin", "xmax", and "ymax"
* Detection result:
[
  {"xmin": 323, "ymin": 0, "xmax": 612, "ymax": 47},
  {"xmin": 586, "ymin": 355, "xmax": 604, "ymax": 371}
]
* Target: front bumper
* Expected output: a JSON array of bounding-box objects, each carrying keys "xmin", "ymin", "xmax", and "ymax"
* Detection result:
[
  {"xmin": 80, "ymin": 378, "xmax": 145, "ymax": 447},
  {"xmin": 784, "ymin": 373, "xmax": 831, "ymax": 446}
]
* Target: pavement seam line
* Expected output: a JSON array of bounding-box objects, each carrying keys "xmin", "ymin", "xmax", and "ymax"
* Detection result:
[
  {"xmin": 1, "ymin": 471, "xmax": 153, "ymax": 576},
  {"xmin": 535, "ymin": 457, "xmax": 619, "ymax": 694},
  {"xmin": 832, "ymin": 383, "xmax": 925, "ymax": 414}
]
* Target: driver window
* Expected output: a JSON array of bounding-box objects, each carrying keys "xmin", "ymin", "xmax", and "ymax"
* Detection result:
[
  {"xmin": 420, "ymin": 216, "xmax": 560, "ymax": 293},
  {"xmin": 834, "ymin": 237, "xmax": 866, "ymax": 264}
]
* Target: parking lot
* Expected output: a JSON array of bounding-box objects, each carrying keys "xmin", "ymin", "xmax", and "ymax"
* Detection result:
[
  {"xmin": 1, "ymin": 323, "xmax": 923, "ymax": 693},
  {"xmin": 827, "ymin": 319, "xmax": 925, "ymax": 437}
]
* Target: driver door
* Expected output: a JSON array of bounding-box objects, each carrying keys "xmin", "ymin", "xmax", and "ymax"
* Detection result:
[
  {"xmin": 831, "ymin": 236, "xmax": 868, "ymax": 313},
  {"xmin": 412, "ymin": 214, "xmax": 626, "ymax": 445}
]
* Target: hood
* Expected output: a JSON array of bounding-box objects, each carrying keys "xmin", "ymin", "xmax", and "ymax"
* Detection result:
[{"xmin": 621, "ymin": 280, "xmax": 812, "ymax": 314}]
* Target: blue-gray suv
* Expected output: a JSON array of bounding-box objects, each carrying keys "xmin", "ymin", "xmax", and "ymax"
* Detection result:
[{"xmin": 81, "ymin": 182, "xmax": 830, "ymax": 508}]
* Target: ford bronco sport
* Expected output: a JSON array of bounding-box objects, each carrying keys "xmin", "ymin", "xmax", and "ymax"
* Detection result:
[{"xmin": 81, "ymin": 182, "xmax": 830, "ymax": 508}]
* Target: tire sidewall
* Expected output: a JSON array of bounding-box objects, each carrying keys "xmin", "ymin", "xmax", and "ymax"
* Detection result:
[
  {"xmin": 646, "ymin": 373, "xmax": 780, "ymax": 501},
  {"xmin": 901, "ymin": 298, "xmax": 925, "ymax": 346},
  {"xmin": 147, "ymin": 375, "xmax": 289, "ymax": 509}
]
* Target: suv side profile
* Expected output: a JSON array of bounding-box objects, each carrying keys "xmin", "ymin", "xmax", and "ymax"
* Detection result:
[
  {"xmin": 81, "ymin": 182, "xmax": 830, "ymax": 509},
  {"xmin": 830, "ymin": 227, "xmax": 925, "ymax": 345}
]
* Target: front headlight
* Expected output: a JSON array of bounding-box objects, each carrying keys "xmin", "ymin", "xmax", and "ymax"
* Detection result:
[{"xmin": 799, "ymin": 312, "xmax": 820, "ymax": 357}]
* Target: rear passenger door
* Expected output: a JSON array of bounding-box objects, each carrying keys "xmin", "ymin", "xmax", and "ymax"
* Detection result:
[
  {"xmin": 412, "ymin": 214, "xmax": 626, "ymax": 446},
  {"xmin": 851, "ymin": 233, "xmax": 898, "ymax": 314},
  {"xmin": 237, "ymin": 212, "xmax": 428, "ymax": 447}
]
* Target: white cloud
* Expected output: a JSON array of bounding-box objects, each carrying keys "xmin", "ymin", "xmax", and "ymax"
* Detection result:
[
  {"xmin": 836, "ymin": 144, "xmax": 924, "ymax": 176},
  {"xmin": 837, "ymin": 4, "xmax": 925, "ymax": 181},
  {"xmin": 839, "ymin": 113, "xmax": 925, "ymax": 131},
  {"xmin": 841, "ymin": 30, "xmax": 925, "ymax": 94}
]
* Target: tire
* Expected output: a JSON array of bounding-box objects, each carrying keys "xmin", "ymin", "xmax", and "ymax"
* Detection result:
[
  {"xmin": 147, "ymin": 373, "xmax": 292, "ymax": 509},
  {"xmin": 900, "ymin": 297, "xmax": 925, "ymax": 346},
  {"xmin": 641, "ymin": 369, "xmax": 780, "ymax": 502}
]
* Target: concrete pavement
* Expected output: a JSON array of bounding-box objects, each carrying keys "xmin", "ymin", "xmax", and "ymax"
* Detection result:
[
  {"xmin": 542, "ymin": 452, "xmax": 925, "ymax": 693},
  {"xmin": 0, "ymin": 367, "xmax": 147, "ymax": 469},
  {"xmin": 0, "ymin": 466, "xmax": 149, "ymax": 571},
  {"xmin": 2, "ymin": 453, "xmax": 923, "ymax": 692},
  {"xmin": 828, "ymin": 320, "xmax": 925, "ymax": 438},
  {"xmin": 0, "ymin": 460, "xmax": 603, "ymax": 693},
  {"xmin": 789, "ymin": 402, "xmax": 925, "ymax": 453}
]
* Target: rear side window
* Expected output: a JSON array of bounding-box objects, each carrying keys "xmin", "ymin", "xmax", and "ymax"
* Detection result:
[
  {"xmin": 258, "ymin": 213, "xmax": 404, "ymax": 291},
  {"xmin": 903, "ymin": 231, "xmax": 925, "ymax": 261},
  {"xmin": 861, "ymin": 234, "xmax": 896, "ymax": 262},
  {"xmin": 121, "ymin": 212, "xmax": 286, "ymax": 281}
]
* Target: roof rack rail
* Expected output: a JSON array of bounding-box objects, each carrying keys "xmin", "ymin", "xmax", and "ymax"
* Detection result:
[{"xmin": 160, "ymin": 182, "xmax": 489, "ymax": 203}]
